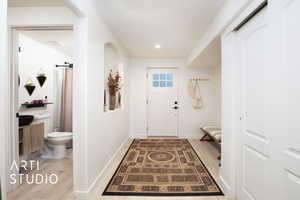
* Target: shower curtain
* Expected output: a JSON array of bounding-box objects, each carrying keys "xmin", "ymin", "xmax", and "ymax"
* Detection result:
[
  {"xmin": 61, "ymin": 68, "xmax": 73, "ymax": 132},
  {"xmin": 54, "ymin": 68, "xmax": 73, "ymax": 132}
]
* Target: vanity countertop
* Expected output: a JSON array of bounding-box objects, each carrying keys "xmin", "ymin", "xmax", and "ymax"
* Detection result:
[{"xmin": 19, "ymin": 121, "xmax": 44, "ymax": 129}]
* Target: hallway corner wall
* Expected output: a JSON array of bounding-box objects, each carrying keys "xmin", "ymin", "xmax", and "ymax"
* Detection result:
[
  {"xmin": 188, "ymin": 0, "xmax": 253, "ymax": 66},
  {"xmin": 67, "ymin": 0, "xmax": 130, "ymax": 198}
]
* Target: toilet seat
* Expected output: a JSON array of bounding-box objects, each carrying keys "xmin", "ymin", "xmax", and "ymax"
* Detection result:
[
  {"xmin": 46, "ymin": 132, "xmax": 73, "ymax": 141},
  {"xmin": 48, "ymin": 132, "xmax": 72, "ymax": 138}
]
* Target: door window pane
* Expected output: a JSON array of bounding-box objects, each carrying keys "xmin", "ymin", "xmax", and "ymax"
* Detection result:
[
  {"xmin": 153, "ymin": 81, "xmax": 159, "ymax": 87},
  {"xmin": 160, "ymin": 74, "xmax": 166, "ymax": 80},
  {"xmin": 167, "ymin": 73, "xmax": 173, "ymax": 80},
  {"xmin": 153, "ymin": 74, "xmax": 159, "ymax": 80},
  {"xmin": 160, "ymin": 81, "xmax": 166, "ymax": 87},
  {"xmin": 152, "ymin": 73, "xmax": 173, "ymax": 87},
  {"xmin": 167, "ymin": 81, "xmax": 173, "ymax": 87}
]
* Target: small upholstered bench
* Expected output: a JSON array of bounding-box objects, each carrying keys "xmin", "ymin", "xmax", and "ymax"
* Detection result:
[{"xmin": 200, "ymin": 124, "xmax": 222, "ymax": 160}]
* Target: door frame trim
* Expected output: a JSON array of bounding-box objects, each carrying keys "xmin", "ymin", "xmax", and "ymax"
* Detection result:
[
  {"xmin": 146, "ymin": 67, "xmax": 179, "ymax": 138},
  {"xmin": 0, "ymin": 1, "xmax": 7, "ymax": 199},
  {"xmin": 6, "ymin": 24, "xmax": 80, "ymax": 194}
]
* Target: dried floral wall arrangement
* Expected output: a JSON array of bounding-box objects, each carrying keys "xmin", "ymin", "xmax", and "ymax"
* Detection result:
[{"xmin": 107, "ymin": 70, "xmax": 122, "ymax": 110}]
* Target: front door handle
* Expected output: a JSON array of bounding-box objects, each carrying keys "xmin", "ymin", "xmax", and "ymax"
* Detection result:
[{"xmin": 173, "ymin": 106, "xmax": 178, "ymax": 110}]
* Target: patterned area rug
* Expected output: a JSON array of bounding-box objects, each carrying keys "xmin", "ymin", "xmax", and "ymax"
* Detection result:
[{"xmin": 103, "ymin": 139, "xmax": 223, "ymax": 196}]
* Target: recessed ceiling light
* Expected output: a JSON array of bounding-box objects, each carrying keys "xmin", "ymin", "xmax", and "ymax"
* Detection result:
[{"xmin": 155, "ymin": 44, "xmax": 161, "ymax": 49}]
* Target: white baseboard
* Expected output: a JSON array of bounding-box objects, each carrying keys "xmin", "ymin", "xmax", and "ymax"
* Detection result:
[
  {"xmin": 219, "ymin": 175, "xmax": 234, "ymax": 200},
  {"xmin": 179, "ymin": 133, "xmax": 203, "ymax": 139},
  {"xmin": 74, "ymin": 190, "xmax": 88, "ymax": 200},
  {"xmin": 130, "ymin": 133, "xmax": 147, "ymax": 138},
  {"xmin": 130, "ymin": 133, "xmax": 203, "ymax": 139},
  {"xmin": 74, "ymin": 138, "xmax": 130, "ymax": 200}
]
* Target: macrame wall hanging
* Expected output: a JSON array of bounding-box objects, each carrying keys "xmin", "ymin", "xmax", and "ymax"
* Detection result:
[{"xmin": 188, "ymin": 77, "xmax": 209, "ymax": 109}]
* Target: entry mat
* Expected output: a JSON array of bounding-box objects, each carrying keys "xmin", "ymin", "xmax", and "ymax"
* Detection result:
[{"xmin": 103, "ymin": 139, "xmax": 223, "ymax": 196}]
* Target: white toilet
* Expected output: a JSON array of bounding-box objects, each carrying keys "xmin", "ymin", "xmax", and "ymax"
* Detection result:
[
  {"xmin": 45, "ymin": 132, "xmax": 73, "ymax": 159},
  {"xmin": 34, "ymin": 113, "xmax": 73, "ymax": 159}
]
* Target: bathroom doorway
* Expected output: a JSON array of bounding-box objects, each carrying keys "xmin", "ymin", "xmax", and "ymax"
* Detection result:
[{"xmin": 8, "ymin": 27, "xmax": 75, "ymax": 200}]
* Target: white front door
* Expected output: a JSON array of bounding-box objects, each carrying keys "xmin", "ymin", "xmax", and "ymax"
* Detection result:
[
  {"xmin": 147, "ymin": 68, "xmax": 179, "ymax": 137},
  {"xmin": 236, "ymin": 7, "xmax": 270, "ymax": 200}
]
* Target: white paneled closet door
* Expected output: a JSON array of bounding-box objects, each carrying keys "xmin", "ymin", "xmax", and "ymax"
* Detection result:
[
  {"xmin": 236, "ymin": 7, "xmax": 271, "ymax": 200},
  {"xmin": 235, "ymin": 1, "xmax": 300, "ymax": 200},
  {"xmin": 269, "ymin": 0, "xmax": 300, "ymax": 199}
]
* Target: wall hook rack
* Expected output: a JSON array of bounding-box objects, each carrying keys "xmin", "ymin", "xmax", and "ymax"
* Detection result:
[{"xmin": 190, "ymin": 77, "xmax": 210, "ymax": 81}]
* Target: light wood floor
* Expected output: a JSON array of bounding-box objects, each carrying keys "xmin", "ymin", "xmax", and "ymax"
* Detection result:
[
  {"xmin": 7, "ymin": 150, "xmax": 75, "ymax": 200},
  {"xmin": 8, "ymin": 139, "xmax": 227, "ymax": 200}
]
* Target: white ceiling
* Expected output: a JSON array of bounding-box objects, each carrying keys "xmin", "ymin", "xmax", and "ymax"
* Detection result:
[
  {"xmin": 8, "ymin": 0, "xmax": 65, "ymax": 7},
  {"xmin": 97, "ymin": 0, "xmax": 225, "ymax": 59},
  {"xmin": 20, "ymin": 30, "xmax": 74, "ymax": 56},
  {"xmin": 9, "ymin": 0, "xmax": 224, "ymax": 60}
]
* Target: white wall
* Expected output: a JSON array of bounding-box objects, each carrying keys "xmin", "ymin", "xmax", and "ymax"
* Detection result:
[
  {"xmin": 188, "ymin": 0, "xmax": 253, "ymax": 66},
  {"xmin": 129, "ymin": 59, "xmax": 221, "ymax": 138},
  {"xmin": 18, "ymin": 33, "xmax": 72, "ymax": 134},
  {"xmin": 104, "ymin": 43, "xmax": 121, "ymax": 80},
  {"xmin": 0, "ymin": 0, "xmax": 8, "ymax": 199},
  {"xmin": 8, "ymin": 3, "xmax": 131, "ymax": 198},
  {"xmin": 8, "ymin": 7, "xmax": 77, "ymax": 25},
  {"xmin": 219, "ymin": 32, "xmax": 237, "ymax": 198},
  {"xmin": 7, "ymin": 5, "xmax": 78, "ymax": 194},
  {"xmin": 18, "ymin": 33, "xmax": 70, "ymax": 107},
  {"xmin": 7, "ymin": 5, "xmax": 130, "ymax": 200},
  {"xmin": 65, "ymin": 1, "xmax": 130, "ymax": 198}
]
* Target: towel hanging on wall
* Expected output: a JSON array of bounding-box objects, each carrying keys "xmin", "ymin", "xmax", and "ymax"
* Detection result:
[
  {"xmin": 192, "ymin": 79, "xmax": 203, "ymax": 109},
  {"xmin": 188, "ymin": 78, "xmax": 209, "ymax": 109}
]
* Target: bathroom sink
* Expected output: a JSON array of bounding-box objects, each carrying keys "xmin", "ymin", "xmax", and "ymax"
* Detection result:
[{"xmin": 19, "ymin": 115, "xmax": 34, "ymax": 127}]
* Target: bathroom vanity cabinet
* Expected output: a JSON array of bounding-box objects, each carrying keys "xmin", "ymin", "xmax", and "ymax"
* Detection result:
[{"xmin": 19, "ymin": 122, "xmax": 44, "ymax": 156}]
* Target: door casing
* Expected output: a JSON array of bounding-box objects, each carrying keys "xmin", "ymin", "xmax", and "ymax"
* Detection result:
[{"xmin": 8, "ymin": 25, "xmax": 74, "ymax": 192}]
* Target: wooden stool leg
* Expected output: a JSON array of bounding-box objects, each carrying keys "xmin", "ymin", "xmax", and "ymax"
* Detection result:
[
  {"xmin": 200, "ymin": 133, "xmax": 209, "ymax": 141},
  {"xmin": 201, "ymin": 135, "xmax": 214, "ymax": 142}
]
